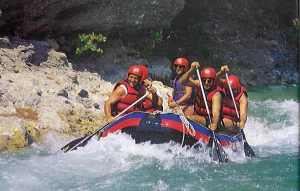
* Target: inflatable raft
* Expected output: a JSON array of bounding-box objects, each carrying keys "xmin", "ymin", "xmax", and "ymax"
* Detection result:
[{"xmin": 98, "ymin": 112, "xmax": 243, "ymax": 147}]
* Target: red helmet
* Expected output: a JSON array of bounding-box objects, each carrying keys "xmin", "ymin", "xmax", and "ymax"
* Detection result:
[
  {"xmin": 139, "ymin": 65, "xmax": 149, "ymax": 81},
  {"xmin": 200, "ymin": 67, "xmax": 216, "ymax": 79},
  {"xmin": 226, "ymin": 75, "xmax": 241, "ymax": 90},
  {"xmin": 128, "ymin": 65, "xmax": 143, "ymax": 78},
  {"xmin": 173, "ymin": 57, "xmax": 189, "ymax": 68}
]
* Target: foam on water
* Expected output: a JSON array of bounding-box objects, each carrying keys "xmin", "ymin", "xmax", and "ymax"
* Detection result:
[
  {"xmin": 76, "ymin": 98, "xmax": 298, "ymax": 162},
  {"xmin": 0, "ymin": 134, "xmax": 216, "ymax": 191},
  {"xmin": 31, "ymin": 98, "xmax": 299, "ymax": 168},
  {"xmin": 0, "ymin": 86, "xmax": 298, "ymax": 191},
  {"xmin": 245, "ymin": 99, "xmax": 298, "ymax": 156}
]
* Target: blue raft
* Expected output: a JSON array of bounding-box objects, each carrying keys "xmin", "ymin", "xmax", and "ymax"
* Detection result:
[{"xmin": 99, "ymin": 112, "xmax": 243, "ymax": 147}]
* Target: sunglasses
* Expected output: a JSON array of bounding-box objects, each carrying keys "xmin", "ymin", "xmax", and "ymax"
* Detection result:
[
  {"xmin": 174, "ymin": 65, "xmax": 185, "ymax": 69},
  {"xmin": 202, "ymin": 78, "xmax": 213, "ymax": 83},
  {"xmin": 228, "ymin": 89, "xmax": 239, "ymax": 95}
]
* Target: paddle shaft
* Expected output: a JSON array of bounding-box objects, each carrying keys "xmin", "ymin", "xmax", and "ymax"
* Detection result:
[
  {"xmin": 225, "ymin": 72, "xmax": 255, "ymax": 157},
  {"xmin": 225, "ymin": 73, "xmax": 240, "ymax": 119},
  {"xmin": 196, "ymin": 68, "xmax": 212, "ymax": 124},
  {"xmin": 196, "ymin": 68, "xmax": 228, "ymax": 162},
  {"xmin": 196, "ymin": 68, "xmax": 218, "ymax": 139},
  {"xmin": 108, "ymin": 92, "xmax": 149, "ymax": 121},
  {"xmin": 196, "ymin": 68, "xmax": 217, "ymax": 145},
  {"xmin": 65, "ymin": 92, "xmax": 149, "ymax": 152}
]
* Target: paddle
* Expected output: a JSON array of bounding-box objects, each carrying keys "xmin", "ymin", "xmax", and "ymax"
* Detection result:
[
  {"xmin": 61, "ymin": 92, "xmax": 149, "ymax": 153},
  {"xmin": 195, "ymin": 68, "xmax": 228, "ymax": 163},
  {"xmin": 225, "ymin": 72, "xmax": 255, "ymax": 157}
]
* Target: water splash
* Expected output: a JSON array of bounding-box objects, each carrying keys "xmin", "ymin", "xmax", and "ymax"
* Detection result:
[
  {"xmin": 245, "ymin": 99, "xmax": 298, "ymax": 156},
  {"xmin": 0, "ymin": 86, "xmax": 298, "ymax": 191}
]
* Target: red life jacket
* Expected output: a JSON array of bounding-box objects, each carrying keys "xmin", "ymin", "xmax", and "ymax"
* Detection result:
[
  {"xmin": 112, "ymin": 80, "xmax": 146, "ymax": 116},
  {"xmin": 222, "ymin": 86, "xmax": 247, "ymax": 121},
  {"xmin": 194, "ymin": 85, "xmax": 222, "ymax": 117}
]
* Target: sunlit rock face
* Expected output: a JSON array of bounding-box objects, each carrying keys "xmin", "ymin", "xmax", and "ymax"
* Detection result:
[
  {"xmin": 0, "ymin": 37, "xmax": 115, "ymax": 151},
  {"xmin": 0, "ymin": 0, "xmax": 184, "ymax": 36},
  {"xmin": 0, "ymin": 37, "xmax": 174, "ymax": 151},
  {"xmin": 0, "ymin": 66, "xmax": 115, "ymax": 151}
]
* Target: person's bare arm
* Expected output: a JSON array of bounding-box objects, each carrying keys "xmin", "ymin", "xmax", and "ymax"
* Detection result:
[
  {"xmin": 238, "ymin": 93, "xmax": 248, "ymax": 129},
  {"xmin": 210, "ymin": 92, "xmax": 222, "ymax": 131},
  {"xmin": 216, "ymin": 65, "xmax": 229, "ymax": 78},
  {"xmin": 178, "ymin": 61, "xmax": 200, "ymax": 87},
  {"xmin": 147, "ymin": 92, "xmax": 163, "ymax": 110},
  {"xmin": 156, "ymin": 96, "xmax": 163, "ymax": 110},
  {"xmin": 216, "ymin": 65, "xmax": 229, "ymax": 90},
  {"xmin": 144, "ymin": 79, "xmax": 163, "ymax": 110},
  {"xmin": 104, "ymin": 86, "xmax": 126, "ymax": 119}
]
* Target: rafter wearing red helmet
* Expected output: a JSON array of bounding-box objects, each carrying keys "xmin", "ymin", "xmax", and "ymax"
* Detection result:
[
  {"xmin": 178, "ymin": 61, "xmax": 223, "ymax": 131},
  {"xmin": 104, "ymin": 64, "xmax": 162, "ymax": 121},
  {"xmin": 217, "ymin": 65, "xmax": 248, "ymax": 135},
  {"xmin": 168, "ymin": 57, "xmax": 194, "ymax": 115}
]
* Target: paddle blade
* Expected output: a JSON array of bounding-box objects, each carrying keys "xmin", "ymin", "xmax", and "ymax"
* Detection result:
[
  {"xmin": 244, "ymin": 141, "xmax": 255, "ymax": 157},
  {"xmin": 241, "ymin": 130, "xmax": 255, "ymax": 158},
  {"xmin": 213, "ymin": 138, "xmax": 229, "ymax": 163},
  {"xmin": 208, "ymin": 137, "xmax": 229, "ymax": 163},
  {"xmin": 61, "ymin": 135, "xmax": 90, "ymax": 153},
  {"xmin": 60, "ymin": 122, "xmax": 110, "ymax": 153}
]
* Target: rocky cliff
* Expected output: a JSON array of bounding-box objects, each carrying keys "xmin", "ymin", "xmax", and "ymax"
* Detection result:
[
  {"xmin": 0, "ymin": 0, "xmax": 299, "ymax": 85},
  {"xmin": 0, "ymin": 37, "xmax": 109, "ymax": 151},
  {"xmin": 169, "ymin": 0, "xmax": 298, "ymax": 85},
  {"xmin": 0, "ymin": 37, "xmax": 172, "ymax": 151},
  {"xmin": 0, "ymin": 0, "xmax": 184, "ymax": 36}
]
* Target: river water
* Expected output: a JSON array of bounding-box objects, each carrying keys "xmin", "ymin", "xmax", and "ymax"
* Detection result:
[{"xmin": 0, "ymin": 85, "xmax": 298, "ymax": 191}]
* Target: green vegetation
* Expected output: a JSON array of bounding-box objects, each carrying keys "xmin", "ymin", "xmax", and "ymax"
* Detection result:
[
  {"xmin": 75, "ymin": 32, "xmax": 107, "ymax": 56},
  {"xmin": 150, "ymin": 30, "xmax": 163, "ymax": 48},
  {"xmin": 139, "ymin": 30, "xmax": 164, "ymax": 56}
]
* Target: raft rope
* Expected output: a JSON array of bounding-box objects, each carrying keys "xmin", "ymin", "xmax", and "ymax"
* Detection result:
[
  {"xmin": 176, "ymin": 106, "xmax": 195, "ymax": 147},
  {"xmin": 179, "ymin": 115, "xmax": 186, "ymax": 147}
]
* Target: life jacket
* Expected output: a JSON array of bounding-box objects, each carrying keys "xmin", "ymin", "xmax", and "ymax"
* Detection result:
[
  {"xmin": 112, "ymin": 80, "xmax": 146, "ymax": 116},
  {"xmin": 194, "ymin": 85, "xmax": 222, "ymax": 118},
  {"xmin": 172, "ymin": 76, "xmax": 194, "ymax": 105},
  {"xmin": 222, "ymin": 86, "xmax": 247, "ymax": 121}
]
